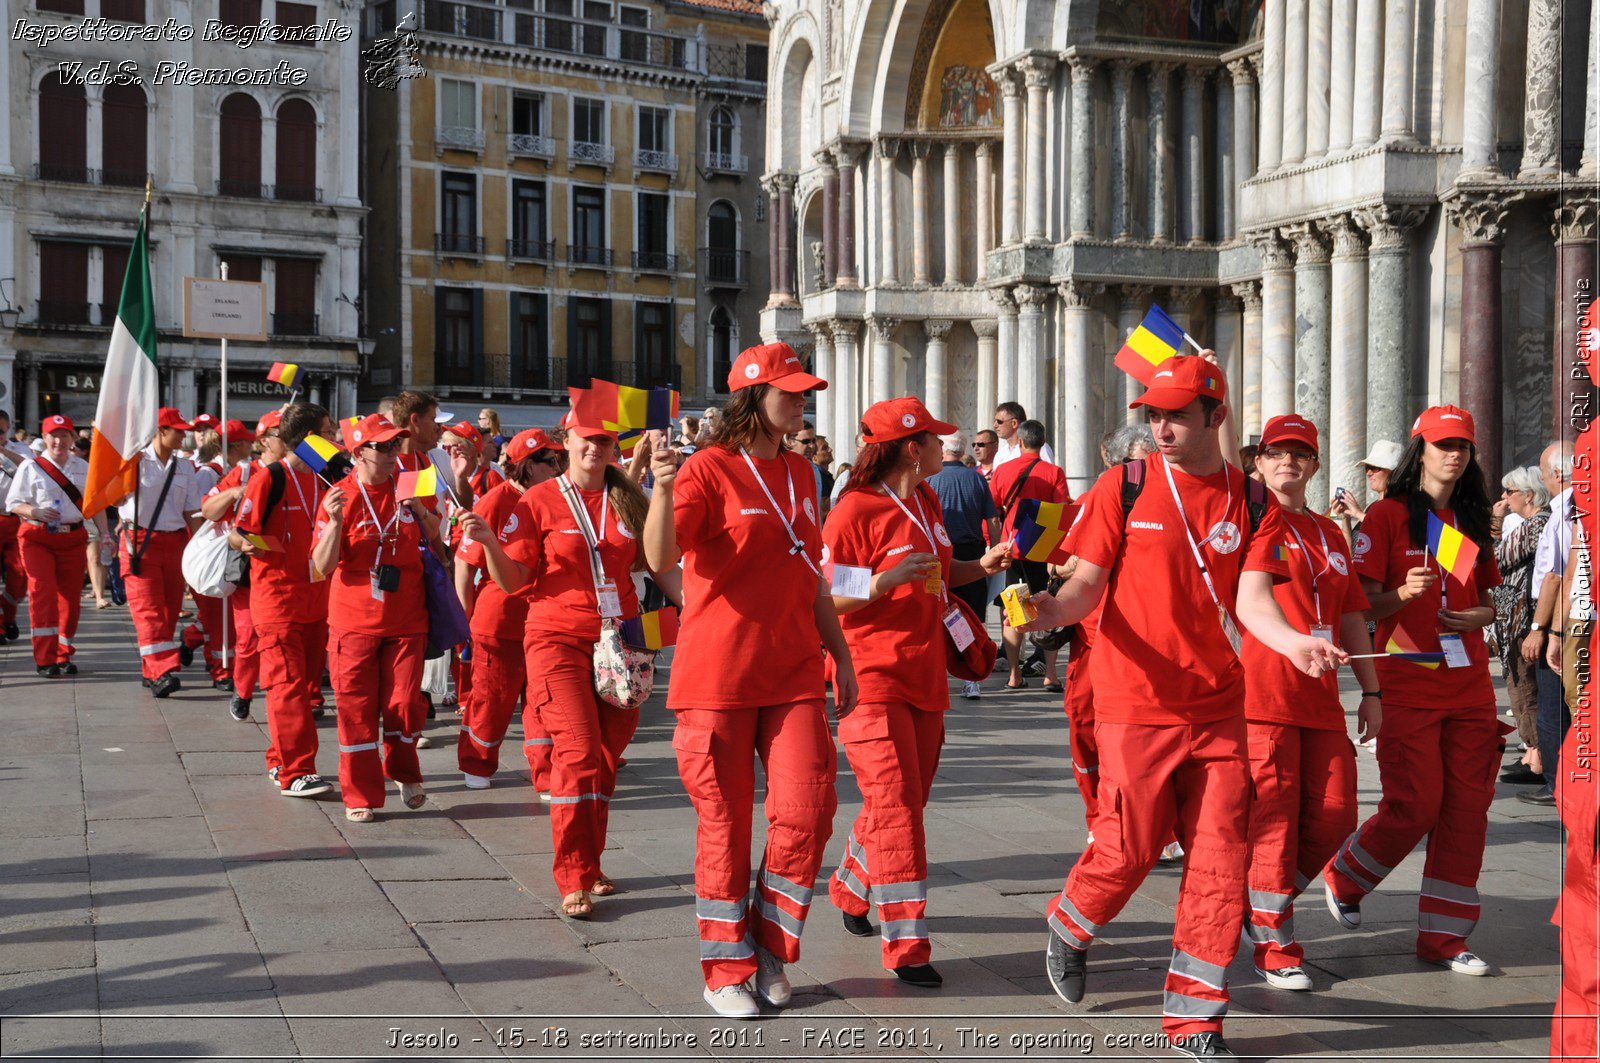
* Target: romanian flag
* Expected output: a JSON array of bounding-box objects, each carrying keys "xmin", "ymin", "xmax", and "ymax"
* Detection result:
[
  {"xmin": 241, "ymin": 532, "xmax": 282, "ymax": 552},
  {"xmin": 1013, "ymin": 499, "xmax": 1077, "ymax": 564},
  {"xmin": 339, "ymin": 416, "xmax": 362, "ymax": 450},
  {"xmin": 570, "ymin": 381, "xmax": 681, "ymax": 433},
  {"xmin": 1113, "ymin": 304, "xmax": 1187, "ymax": 384},
  {"xmin": 1426, "ymin": 512, "xmax": 1481, "ymax": 584},
  {"xmin": 1386, "ymin": 626, "xmax": 1443, "ymax": 668},
  {"xmin": 267, "ymin": 362, "xmax": 299, "ymax": 388},
  {"xmin": 621, "ymin": 607, "xmax": 679, "ymax": 650},
  {"xmin": 396, "ymin": 465, "xmax": 438, "ymax": 501},
  {"xmin": 295, "ymin": 434, "xmax": 352, "ymax": 483}
]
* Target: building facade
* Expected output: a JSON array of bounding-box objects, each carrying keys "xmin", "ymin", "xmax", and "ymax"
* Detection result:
[
  {"xmin": 763, "ymin": 0, "xmax": 1597, "ymax": 494},
  {"xmin": 361, "ymin": 0, "xmax": 769, "ymax": 426},
  {"xmin": 2, "ymin": 0, "xmax": 366, "ymax": 427}
]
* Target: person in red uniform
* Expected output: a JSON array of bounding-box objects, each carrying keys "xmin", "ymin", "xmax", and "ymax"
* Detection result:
[
  {"xmin": 313, "ymin": 413, "xmax": 448, "ymax": 822},
  {"xmin": 1324, "ymin": 405, "xmax": 1503, "ymax": 976},
  {"xmin": 988, "ymin": 422, "xmax": 1071, "ymax": 690},
  {"xmin": 0, "ymin": 409, "xmax": 31, "ymax": 642},
  {"xmin": 5, "ymin": 415, "xmax": 106, "ymax": 675},
  {"xmin": 229, "ymin": 403, "xmax": 335, "ymax": 798},
  {"xmin": 642, "ymin": 342, "xmax": 857, "ymax": 1021},
  {"xmin": 116, "ymin": 408, "xmax": 204, "ymax": 698},
  {"xmin": 1240, "ymin": 414, "xmax": 1380, "ymax": 991},
  {"xmin": 441, "ymin": 420, "xmax": 505, "ymax": 711},
  {"xmin": 186, "ymin": 421, "xmax": 256, "ymax": 688},
  {"xmin": 460, "ymin": 408, "xmax": 655, "ymax": 919},
  {"xmin": 452, "ymin": 428, "xmax": 562, "ymax": 789},
  {"xmin": 823, "ymin": 397, "xmax": 1012, "ymax": 988},
  {"xmin": 1021, "ymin": 357, "xmax": 1343, "ymax": 1062}
]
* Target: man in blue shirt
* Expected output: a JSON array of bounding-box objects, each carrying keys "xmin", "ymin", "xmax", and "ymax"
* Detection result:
[{"xmin": 926, "ymin": 431, "xmax": 1000, "ymax": 699}]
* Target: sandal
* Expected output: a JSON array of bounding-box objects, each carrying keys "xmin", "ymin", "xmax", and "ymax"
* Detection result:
[
  {"xmin": 562, "ymin": 890, "xmax": 593, "ymax": 919},
  {"xmin": 345, "ymin": 807, "xmax": 375, "ymax": 823},
  {"xmin": 1005, "ymin": 679, "xmax": 1029, "ymax": 690},
  {"xmin": 399, "ymin": 782, "xmax": 427, "ymax": 810},
  {"xmin": 591, "ymin": 875, "xmax": 618, "ymax": 897},
  {"xmin": 1042, "ymin": 680, "xmax": 1064, "ymax": 693}
]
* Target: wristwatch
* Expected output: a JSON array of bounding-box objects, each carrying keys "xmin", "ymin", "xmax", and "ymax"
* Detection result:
[
  {"xmin": 1361, "ymin": 691, "xmax": 1382, "ymax": 699},
  {"xmin": 1530, "ymin": 622, "xmax": 1547, "ymax": 633}
]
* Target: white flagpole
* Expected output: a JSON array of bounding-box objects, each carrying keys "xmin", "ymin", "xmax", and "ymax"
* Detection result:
[{"xmin": 219, "ymin": 262, "xmax": 230, "ymax": 674}]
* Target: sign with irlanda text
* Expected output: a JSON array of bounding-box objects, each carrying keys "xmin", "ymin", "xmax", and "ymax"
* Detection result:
[{"xmin": 183, "ymin": 278, "xmax": 267, "ymax": 341}]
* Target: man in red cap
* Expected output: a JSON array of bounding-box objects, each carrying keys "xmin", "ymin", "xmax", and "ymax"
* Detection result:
[
  {"xmin": 1022, "ymin": 356, "xmax": 1344, "ymax": 1061},
  {"xmin": 0, "ymin": 408, "xmax": 32, "ymax": 642},
  {"xmin": 184, "ymin": 419, "xmax": 257, "ymax": 687},
  {"xmin": 114, "ymin": 407, "xmax": 204, "ymax": 697}
]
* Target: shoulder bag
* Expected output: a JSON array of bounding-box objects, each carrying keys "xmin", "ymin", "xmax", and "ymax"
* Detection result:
[{"xmin": 558, "ymin": 477, "xmax": 654, "ymax": 711}]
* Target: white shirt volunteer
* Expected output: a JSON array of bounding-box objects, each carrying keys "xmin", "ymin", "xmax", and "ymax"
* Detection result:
[
  {"xmin": 116, "ymin": 446, "xmax": 203, "ymax": 530},
  {"xmin": 5, "ymin": 453, "xmax": 89, "ymax": 523},
  {"xmin": 0, "ymin": 440, "xmax": 32, "ymax": 499},
  {"xmin": 1533, "ymin": 488, "xmax": 1573, "ymax": 601},
  {"xmin": 993, "ymin": 437, "xmax": 1056, "ymax": 468}
]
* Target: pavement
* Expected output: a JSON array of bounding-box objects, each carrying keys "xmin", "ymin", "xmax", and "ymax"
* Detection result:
[{"xmin": 0, "ymin": 599, "xmax": 1565, "ymax": 1061}]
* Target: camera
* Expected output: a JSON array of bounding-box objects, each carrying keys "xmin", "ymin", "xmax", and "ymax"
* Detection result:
[{"xmin": 373, "ymin": 563, "xmax": 402, "ymax": 592}]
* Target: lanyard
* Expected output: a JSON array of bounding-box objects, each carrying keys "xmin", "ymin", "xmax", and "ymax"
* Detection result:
[
  {"xmin": 1284, "ymin": 515, "xmax": 1332, "ymax": 625},
  {"xmin": 1160, "ymin": 456, "xmax": 1231, "ymax": 616},
  {"xmin": 284, "ymin": 464, "xmax": 314, "ymax": 545},
  {"xmin": 562, "ymin": 474, "xmax": 609, "ymax": 562},
  {"xmin": 355, "ymin": 478, "xmax": 400, "ymax": 560},
  {"xmin": 882, "ymin": 485, "xmax": 938, "ymax": 554},
  {"xmin": 739, "ymin": 447, "xmax": 820, "ymax": 577}
]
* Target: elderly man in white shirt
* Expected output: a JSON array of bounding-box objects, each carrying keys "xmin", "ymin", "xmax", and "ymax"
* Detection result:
[
  {"xmin": 1518, "ymin": 442, "xmax": 1574, "ymax": 803},
  {"xmin": 0, "ymin": 409, "xmax": 32, "ymax": 642}
]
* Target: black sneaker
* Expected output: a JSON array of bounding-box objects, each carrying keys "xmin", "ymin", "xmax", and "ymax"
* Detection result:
[
  {"xmin": 229, "ymin": 696, "xmax": 251, "ymax": 721},
  {"xmin": 212, "ymin": 678, "xmax": 233, "ymax": 691},
  {"xmin": 152, "ymin": 672, "xmax": 182, "ymax": 699},
  {"xmin": 1171, "ymin": 1032, "xmax": 1238, "ymax": 1060},
  {"xmin": 141, "ymin": 677, "xmax": 153, "ymax": 689},
  {"xmin": 842, "ymin": 911, "xmax": 874, "ymax": 937},
  {"xmin": 1324, "ymin": 874, "xmax": 1362, "ymax": 929},
  {"xmin": 2, "ymin": 621, "xmax": 18, "ymax": 641},
  {"xmin": 311, "ymin": 705, "xmax": 326, "ymax": 720},
  {"xmin": 267, "ymin": 766, "xmax": 280, "ymax": 785},
  {"xmin": 36, "ymin": 664, "xmax": 61, "ymax": 678},
  {"xmin": 281, "ymin": 774, "xmax": 333, "ymax": 798},
  {"xmin": 893, "ymin": 963, "xmax": 942, "ymax": 988},
  {"xmin": 1517, "ymin": 788, "xmax": 1558, "ymax": 806},
  {"xmin": 178, "ymin": 644, "xmax": 195, "ymax": 668},
  {"xmin": 1045, "ymin": 930, "xmax": 1086, "ymax": 1004},
  {"xmin": 62, "ymin": 662, "xmax": 78, "ymax": 675}
]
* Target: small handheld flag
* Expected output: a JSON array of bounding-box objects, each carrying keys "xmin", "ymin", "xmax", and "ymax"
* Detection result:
[
  {"xmin": 396, "ymin": 466, "xmax": 439, "ymax": 501},
  {"xmin": 241, "ymin": 532, "xmax": 282, "ymax": 552},
  {"xmin": 621, "ymin": 607, "xmax": 680, "ymax": 650},
  {"xmin": 295, "ymin": 434, "xmax": 352, "ymax": 483},
  {"xmin": 1385, "ymin": 627, "xmax": 1442, "ymax": 669},
  {"xmin": 267, "ymin": 362, "xmax": 300, "ymax": 388},
  {"xmin": 1013, "ymin": 499, "xmax": 1077, "ymax": 564},
  {"xmin": 571, "ymin": 381, "xmax": 681, "ymax": 432},
  {"xmin": 1114, "ymin": 305, "xmax": 1191, "ymax": 384},
  {"xmin": 1425, "ymin": 512, "xmax": 1481, "ymax": 585}
]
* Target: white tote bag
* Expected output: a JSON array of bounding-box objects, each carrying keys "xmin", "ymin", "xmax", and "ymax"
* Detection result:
[{"xmin": 181, "ymin": 519, "xmax": 237, "ymax": 599}]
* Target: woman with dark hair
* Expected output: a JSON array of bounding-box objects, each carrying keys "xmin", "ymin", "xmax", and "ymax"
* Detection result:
[
  {"xmin": 643, "ymin": 342, "xmax": 856, "ymax": 1020},
  {"xmin": 823, "ymin": 397, "xmax": 1011, "ymax": 988},
  {"xmin": 1324, "ymin": 405, "xmax": 1502, "ymax": 976}
]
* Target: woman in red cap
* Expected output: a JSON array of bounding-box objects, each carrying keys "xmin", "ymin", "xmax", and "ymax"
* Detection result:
[
  {"xmin": 1324, "ymin": 404, "xmax": 1501, "ymax": 976},
  {"xmin": 5, "ymin": 415, "xmax": 106, "ymax": 675},
  {"xmin": 313, "ymin": 413, "xmax": 449, "ymax": 823},
  {"xmin": 461, "ymin": 409, "xmax": 654, "ymax": 919},
  {"xmin": 1240, "ymin": 414, "xmax": 1380, "ymax": 992},
  {"xmin": 452, "ymin": 427, "xmax": 564, "ymax": 791},
  {"xmin": 642, "ymin": 342, "xmax": 856, "ymax": 1020},
  {"xmin": 823, "ymin": 396, "xmax": 1012, "ymax": 988}
]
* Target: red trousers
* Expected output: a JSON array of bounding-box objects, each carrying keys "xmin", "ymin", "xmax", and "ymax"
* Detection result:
[
  {"xmin": 229, "ymin": 590, "xmax": 259, "ymax": 699},
  {"xmin": 525, "ymin": 702, "xmax": 553, "ymax": 792},
  {"xmin": 18, "ymin": 524, "xmax": 86, "ymax": 667},
  {"xmin": 0, "ymin": 514, "xmax": 25, "ymax": 627},
  {"xmin": 526, "ymin": 636, "xmax": 637, "ymax": 896},
  {"xmin": 674, "ymin": 701, "xmax": 837, "ymax": 990},
  {"xmin": 828, "ymin": 700, "xmax": 945, "ymax": 967},
  {"xmin": 1326, "ymin": 702, "xmax": 1500, "ymax": 962},
  {"xmin": 1244, "ymin": 722, "xmax": 1357, "ymax": 970},
  {"xmin": 259, "ymin": 620, "xmax": 326, "ymax": 785},
  {"xmin": 187, "ymin": 593, "xmax": 229, "ymax": 681},
  {"xmin": 457, "ymin": 634, "xmax": 526, "ymax": 780},
  {"xmin": 1552, "ymin": 722, "xmax": 1599, "ymax": 1059},
  {"xmin": 329, "ymin": 628, "xmax": 426, "ymax": 809},
  {"xmin": 1047, "ymin": 716, "xmax": 1250, "ymax": 1038},
  {"xmin": 1063, "ymin": 644, "xmax": 1099, "ymax": 826},
  {"xmin": 121, "ymin": 529, "xmax": 188, "ymax": 681}
]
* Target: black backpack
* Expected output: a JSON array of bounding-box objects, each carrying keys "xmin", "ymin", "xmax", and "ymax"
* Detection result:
[{"xmin": 1120, "ymin": 456, "xmax": 1269, "ymax": 533}]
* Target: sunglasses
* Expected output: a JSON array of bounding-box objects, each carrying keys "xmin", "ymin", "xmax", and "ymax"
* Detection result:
[{"xmin": 362, "ymin": 441, "xmax": 398, "ymax": 454}]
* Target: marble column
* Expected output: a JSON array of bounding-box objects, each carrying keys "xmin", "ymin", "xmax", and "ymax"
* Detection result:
[
  {"xmin": 924, "ymin": 319, "xmax": 952, "ymax": 417},
  {"xmin": 991, "ymin": 287, "xmax": 1020, "ymax": 405},
  {"xmin": 1118, "ymin": 284, "xmax": 1155, "ymax": 418},
  {"xmin": 869, "ymin": 317, "xmax": 900, "ymax": 404},
  {"xmin": 1059, "ymin": 280, "xmax": 1102, "ymax": 493},
  {"xmin": 1351, "ymin": 0, "xmax": 1383, "ymax": 147},
  {"xmin": 911, "ymin": 142, "xmax": 932, "ymax": 285},
  {"xmin": 1014, "ymin": 284, "xmax": 1049, "ymax": 419},
  {"xmin": 1216, "ymin": 69, "xmax": 1236, "ymax": 240},
  {"xmin": 877, "ymin": 141, "xmax": 899, "ymax": 285},
  {"xmin": 976, "ymin": 141, "xmax": 995, "ymax": 280},
  {"xmin": 1165, "ymin": 285, "xmax": 1199, "ymax": 337},
  {"xmin": 999, "ymin": 68, "xmax": 1024, "ymax": 245},
  {"xmin": 1212, "ymin": 290, "xmax": 1244, "ymax": 419},
  {"xmin": 1448, "ymin": 192, "xmax": 1519, "ymax": 484},
  {"xmin": 777, "ymin": 175, "xmax": 797, "ymax": 299},
  {"xmin": 1259, "ymin": 0, "xmax": 1286, "ymax": 171},
  {"xmin": 1110, "ymin": 60, "xmax": 1136, "ymax": 241},
  {"xmin": 943, "ymin": 143, "xmax": 962, "ymax": 283},
  {"xmin": 836, "ymin": 145, "xmax": 860, "ymax": 288},
  {"xmin": 173, "ymin": 366, "xmax": 198, "ymax": 420},
  {"xmin": 1354, "ymin": 204, "xmax": 1427, "ymax": 451},
  {"xmin": 819, "ymin": 151, "xmax": 838, "ymax": 287},
  {"xmin": 974, "ymin": 318, "xmax": 999, "ymax": 433},
  {"xmin": 1460, "ymin": 0, "xmax": 1504, "ymax": 176},
  {"xmin": 805, "ymin": 321, "xmax": 835, "ymax": 452},
  {"xmin": 1228, "ymin": 59, "xmax": 1256, "ymax": 222},
  {"xmin": 828, "ymin": 319, "xmax": 861, "ymax": 459},
  {"xmin": 1069, "ymin": 56, "xmax": 1097, "ymax": 238},
  {"xmin": 1306, "ymin": 0, "xmax": 1332, "ymax": 159},
  {"xmin": 1553, "ymin": 200, "xmax": 1598, "ymax": 437},
  {"xmin": 1328, "ymin": 0, "xmax": 1355, "ymax": 151},
  {"xmin": 1324, "ymin": 214, "xmax": 1370, "ymax": 499},
  {"xmin": 1290, "ymin": 221, "xmax": 1333, "ymax": 501},
  {"xmin": 1148, "ymin": 62, "xmax": 1176, "ymax": 243},
  {"xmin": 1181, "ymin": 65, "xmax": 1207, "ymax": 243},
  {"xmin": 1234, "ymin": 280, "xmax": 1264, "ymax": 438},
  {"xmin": 1283, "ymin": 0, "xmax": 1307, "ymax": 164},
  {"xmin": 1021, "ymin": 56, "xmax": 1056, "ymax": 242},
  {"xmin": 764, "ymin": 175, "xmax": 783, "ymax": 307},
  {"xmin": 1380, "ymin": 0, "xmax": 1416, "ymax": 144},
  {"xmin": 1586, "ymin": 0, "xmax": 1600, "ymax": 175},
  {"xmin": 1256, "ymin": 228, "xmax": 1297, "ymax": 421},
  {"xmin": 1520, "ymin": 0, "xmax": 1563, "ymax": 178}
]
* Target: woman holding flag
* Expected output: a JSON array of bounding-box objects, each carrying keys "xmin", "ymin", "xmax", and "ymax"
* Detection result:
[
  {"xmin": 822, "ymin": 397, "xmax": 1012, "ymax": 988},
  {"xmin": 1324, "ymin": 404, "xmax": 1501, "ymax": 976}
]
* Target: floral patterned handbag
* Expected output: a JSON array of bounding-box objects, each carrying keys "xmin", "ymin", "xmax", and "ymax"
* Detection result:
[{"xmin": 558, "ymin": 478, "xmax": 655, "ymax": 710}]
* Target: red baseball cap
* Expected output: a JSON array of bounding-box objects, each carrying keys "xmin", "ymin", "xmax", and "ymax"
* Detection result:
[
  {"xmin": 256, "ymin": 410, "xmax": 283, "ymax": 435},
  {"xmin": 444, "ymin": 421, "xmax": 482, "ymax": 448},
  {"xmin": 1410, "ymin": 404, "xmax": 1477, "ymax": 446},
  {"xmin": 1130, "ymin": 356, "xmax": 1228, "ymax": 411},
  {"xmin": 859, "ymin": 396, "xmax": 957, "ymax": 444},
  {"xmin": 347, "ymin": 413, "xmax": 409, "ymax": 447},
  {"xmin": 192, "ymin": 413, "xmax": 220, "ymax": 431},
  {"xmin": 503, "ymin": 428, "xmax": 557, "ymax": 463},
  {"xmin": 158, "ymin": 407, "xmax": 194, "ymax": 432},
  {"xmin": 1258, "ymin": 414, "xmax": 1320, "ymax": 455},
  {"xmin": 41, "ymin": 414, "xmax": 74, "ymax": 435},
  {"xmin": 728, "ymin": 342, "xmax": 827, "ymax": 393},
  {"xmin": 222, "ymin": 419, "xmax": 256, "ymax": 444}
]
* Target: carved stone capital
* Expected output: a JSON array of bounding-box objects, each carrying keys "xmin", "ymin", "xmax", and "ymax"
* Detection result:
[
  {"xmin": 1283, "ymin": 221, "xmax": 1331, "ymax": 265},
  {"xmin": 1015, "ymin": 283, "xmax": 1052, "ymax": 309},
  {"xmin": 1320, "ymin": 213, "xmax": 1368, "ymax": 258},
  {"xmin": 1067, "ymin": 55, "xmax": 1097, "ymax": 83},
  {"xmin": 1231, "ymin": 279, "xmax": 1262, "ymax": 312},
  {"xmin": 1352, "ymin": 204, "xmax": 1428, "ymax": 252},
  {"xmin": 1058, "ymin": 280, "xmax": 1103, "ymax": 308},
  {"xmin": 972, "ymin": 318, "xmax": 1000, "ymax": 339},
  {"xmin": 1552, "ymin": 199, "xmax": 1599, "ymax": 243},
  {"xmin": 1118, "ymin": 283, "xmax": 1155, "ymax": 310},
  {"xmin": 875, "ymin": 137, "xmax": 901, "ymax": 161},
  {"xmin": 1108, "ymin": 57, "xmax": 1137, "ymax": 90},
  {"xmin": 1445, "ymin": 191, "xmax": 1523, "ymax": 245},
  {"xmin": 974, "ymin": 139, "xmax": 996, "ymax": 161},
  {"xmin": 868, "ymin": 316, "xmax": 903, "ymax": 340},
  {"xmin": 1225, "ymin": 57, "xmax": 1255, "ymax": 87},
  {"xmin": 813, "ymin": 147, "xmax": 838, "ymax": 173},
  {"xmin": 924, "ymin": 318, "xmax": 954, "ymax": 341},
  {"xmin": 769, "ymin": 171, "xmax": 797, "ymax": 196},
  {"xmin": 825, "ymin": 318, "xmax": 860, "ymax": 345},
  {"xmin": 835, "ymin": 141, "xmax": 867, "ymax": 169},
  {"xmin": 1250, "ymin": 228, "xmax": 1295, "ymax": 271},
  {"xmin": 1018, "ymin": 55, "xmax": 1057, "ymax": 90},
  {"xmin": 988, "ymin": 286, "xmax": 1019, "ymax": 314},
  {"xmin": 995, "ymin": 66, "xmax": 1024, "ymax": 100},
  {"xmin": 1163, "ymin": 285, "xmax": 1200, "ymax": 315},
  {"xmin": 1181, "ymin": 63, "xmax": 1209, "ymax": 89},
  {"xmin": 1145, "ymin": 59, "xmax": 1179, "ymax": 82}
]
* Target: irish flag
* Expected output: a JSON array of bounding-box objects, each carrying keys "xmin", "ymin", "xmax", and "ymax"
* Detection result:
[{"xmin": 82, "ymin": 205, "xmax": 158, "ymax": 518}]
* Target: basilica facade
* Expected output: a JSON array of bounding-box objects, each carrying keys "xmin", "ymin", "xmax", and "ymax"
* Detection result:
[{"xmin": 759, "ymin": 0, "xmax": 1597, "ymax": 501}]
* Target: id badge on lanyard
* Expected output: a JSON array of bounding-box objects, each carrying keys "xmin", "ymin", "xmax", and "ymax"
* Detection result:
[
  {"xmin": 831, "ymin": 564, "xmax": 873, "ymax": 600},
  {"xmin": 1438, "ymin": 632, "xmax": 1472, "ymax": 668},
  {"xmin": 1287, "ymin": 522, "xmax": 1336, "ymax": 646},
  {"xmin": 595, "ymin": 580, "xmax": 623, "ymax": 618},
  {"xmin": 943, "ymin": 604, "xmax": 976, "ymax": 651}
]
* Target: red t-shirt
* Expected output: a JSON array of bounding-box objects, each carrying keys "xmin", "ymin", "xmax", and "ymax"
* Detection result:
[
  {"xmin": 823, "ymin": 482, "xmax": 955, "ymax": 712},
  {"xmin": 667, "ymin": 446, "xmax": 825, "ymax": 710},
  {"xmin": 205, "ymin": 460, "xmax": 253, "ymax": 500},
  {"xmin": 1243, "ymin": 509, "xmax": 1370, "ymax": 730},
  {"xmin": 457, "ymin": 479, "xmax": 531, "ymax": 640},
  {"xmin": 318, "ymin": 472, "xmax": 428, "ymax": 637},
  {"xmin": 502, "ymin": 476, "xmax": 640, "ymax": 642},
  {"xmin": 446, "ymin": 464, "xmax": 508, "ymax": 549},
  {"xmin": 1071, "ymin": 455, "xmax": 1289, "ymax": 724},
  {"xmin": 235, "ymin": 461, "xmax": 332, "ymax": 627},
  {"xmin": 989, "ymin": 455, "xmax": 1072, "ymax": 538},
  {"xmin": 1353, "ymin": 497, "xmax": 1500, "ymax": 709}
]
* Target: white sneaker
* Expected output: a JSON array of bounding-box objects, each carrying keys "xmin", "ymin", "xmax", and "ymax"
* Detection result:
[
  {"xmin": 960, "ymin": 680, "xmax": 981, "ymax": 700},
  {"xmin": 1361, "ymin": 737, "xmax": 1377, "ymax": 754},
  {"xmin": 538, "ymin": 791, "xmax": 552, "ymax": 802},
  {"xmin": 415, "ymin": 734, "xmax": 434, "ymax": 749},
  {"xmin": 754, "ymin": 946, "xmax": 792, "ymax": 1006},
  {"xmin": 1430, "ymin": 950, "xmax": 1490, "ymax": 976},
  {"xmin": 1159, "ymin": 841, "xmax": 1185, "ymax": 863},
  {"xmin": 463, "ymin": 773, "xmax": 491, "ymax": 790},
  {"xmin": 703, "ymin": 982, "xmax": 760, "ymax": 1019},
  {"xmin": 1256, "ymin": 964, "xmax": 1313, "ymax": 991}
]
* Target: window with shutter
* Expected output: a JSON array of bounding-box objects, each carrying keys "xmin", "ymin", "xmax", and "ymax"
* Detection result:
[
  {"xmin": 101, "ymin": 243, "xmax": 131, "ymax": 324},
  {"xmin": 101, "ymin": 0, "xmax": 145, "ymax": 21},
  {"xmin": 273, "ymin": 258, "xmax": 317, "ymax": 336},
  {"xmin": 275, "ymin": 0, "xmax": 315, "ymax": 43},
  {"xmin": 435, "ymin": 287, "xmax": 475, "ymax": 386},
  {"xmin": 38, "ymin": 74, "xmax": 88, "ymax": 183},
  {"xmin": 219, "ymin": 0, "xmax": 261, "ymax": 25},
  {"xmin": 39, "ymin": 243, "xmax": 90, "ymax": 325},
  {"xmin": 219, "ymin": 255, "xmax": 263, "ymax": 283},
  {"xmin": 512, "ymin": 293, "xmax": 550, "ymax": 389},
  {"xmin": 219, "ymin": 93, "xmax": 263, "ymax": 198},
  {"xmin": 101, "ymin": 84, "xmax": 148, "ymax": 187},
  {"xmin": 36, "ymin": 0, "xmax": 84, "ymax": 13},
  {"xmin": 275, "ymin": 98, "xmax": 317, "ymax": 200}
]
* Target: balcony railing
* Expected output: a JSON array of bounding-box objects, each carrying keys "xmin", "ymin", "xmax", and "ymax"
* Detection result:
[
  {"xmin": 701, "ymin": 151, "xmax": 748, "ymax": 174},
  {"xmin": 700, "ymin": 247, "xmax": 749, "ymax": 288},
  {"xmin": 507, "ymin": 132, "xmax": 556, "ymax": 159},
  {"xmin": 275, "ymin": 183, "xmax": 322, "ymax": 203},
  {"xmin": 632, "ymin": 251, "xmax": 682, "ymax": 273},
  {"xmin": 36, "ymin": 301, "xmax": 93, "ymax": 326},
  {"xmin": 271, "ymin": 313, "xmax": 320, "ymax": 336},
  {"xmin": 635, "ymin": 149, "xmax": 677, "ymax": 173},
  {"xmin": 508, "ymin": 238, "xmax": 556, "ymax": 261},
  {"xmin": 102, "ymin": 167, "xmax": 150, "ymax": 188},
  {"xmin": 368, "ymin": 0, "xmax": 702, "ymax": 70},
  {"xmin": 422, "ymin": 0, "xmax": 501, "ymax": 39},
  {"xmin": 435, "ymin": 233, "xmax": 485, "ymax": 256},
  {"xmin": 436, "ymin": 126, "xmax": 486, "ymax": 152},
  {"xmin": 568, "ymin": 245, "xmax": 614, "ymax": 268},
  {"xmin": 217, "ymin": 178, "xmax": 265, "ymax": 199},
  {"xmin": 34, "ymin": 163, "xmax": 93, "ymax": 184},
  {"xmin": 569, "ymin": 141, "xmax": 614, "ymax": 167}
]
